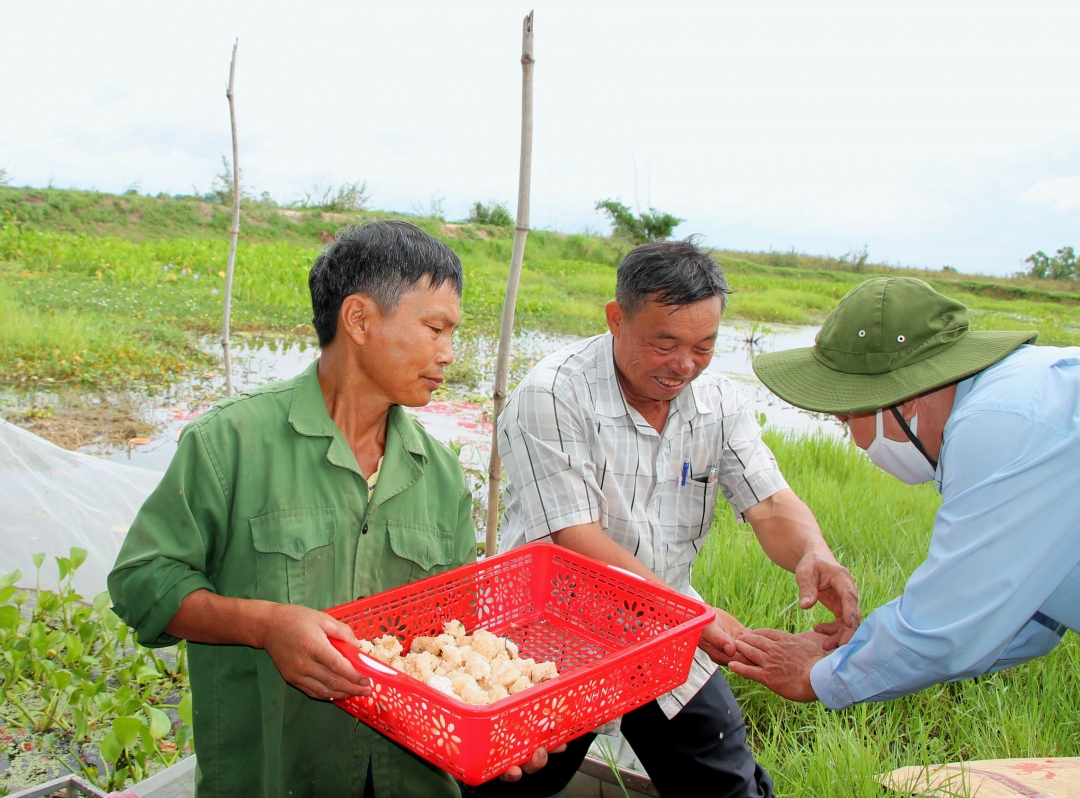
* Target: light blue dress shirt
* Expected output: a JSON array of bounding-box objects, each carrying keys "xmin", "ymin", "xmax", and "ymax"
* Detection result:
[{"xmin": 810, "ymin": 344, "xmax": 1080, "ymax": 710}]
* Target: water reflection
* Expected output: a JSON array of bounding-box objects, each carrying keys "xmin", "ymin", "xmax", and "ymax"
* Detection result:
[
  {"xmin": 707, "ymin": 323, "xmax": 842, "ymax": 439},
  {"xmin": 107, "ymin": 324, "xmax": 839, "ymax": 471}
]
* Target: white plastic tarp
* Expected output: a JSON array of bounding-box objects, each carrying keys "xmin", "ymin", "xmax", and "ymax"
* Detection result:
[{"xmin": 0, "ymin": 419, "xmax": 161, "ymax": 599}]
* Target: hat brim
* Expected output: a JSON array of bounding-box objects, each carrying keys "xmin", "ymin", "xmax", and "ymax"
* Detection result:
[{"xmin": 752, "ymin": 330, "xmax": 1037, "ymax": 414}]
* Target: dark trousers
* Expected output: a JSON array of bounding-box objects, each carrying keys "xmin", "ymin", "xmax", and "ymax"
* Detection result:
[{"xmin": 462, "ymin": 671, "xmax": 775, "ymax": 798}]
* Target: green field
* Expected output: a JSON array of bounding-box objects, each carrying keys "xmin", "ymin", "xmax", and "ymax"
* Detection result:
[
  {"xmin": 2, "ymin": 187, "xmax": 1079, "ymax": 795},
  {"xmin": 2, "ymin": 187, "xmax": 1079, "ymax": 391}
]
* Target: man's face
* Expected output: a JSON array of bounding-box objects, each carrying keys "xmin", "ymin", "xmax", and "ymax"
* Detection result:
[
  {"xmin": 834, "ymin": 412, "xmax": 879, "ymax": 450},
  {"xmin": 606, "ymin": 295, "xmax": 723, "ymax": 403},
  {"xmin": 356, "ymin": 280, "xmax": 461, "ymax": 407}
]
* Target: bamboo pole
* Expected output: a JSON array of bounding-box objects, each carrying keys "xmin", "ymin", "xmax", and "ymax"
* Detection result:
[
  {"xmin": 485, "ymin": 12, "xmax": 535, "ymax": 557},
  {"xmin": 221, "ymin": 39, "xmax": 241, "ymax": 396}
]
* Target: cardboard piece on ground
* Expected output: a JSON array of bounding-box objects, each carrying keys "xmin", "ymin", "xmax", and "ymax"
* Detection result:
[{"xmin": 881, "ymin": 757, "xmax": 1080, "ymax": 797}]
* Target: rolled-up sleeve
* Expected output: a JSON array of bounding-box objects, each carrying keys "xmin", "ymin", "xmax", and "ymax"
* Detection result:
[
  {"xmin": 810, "ymin": 410, "xmax": 1080, "ymax": 709},
  {"xmin": 716, "ymin": 392, "xmax": 789, "ymax": 521},
  {"xmin": 108, "ymin": 425, "xmax": 223, "ymax": 647},
  {"xmin": 498, "ymin": 386, "xmax": 604, "ymax": 542}
]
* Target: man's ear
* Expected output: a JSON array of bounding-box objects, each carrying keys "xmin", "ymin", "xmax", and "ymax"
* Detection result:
[
  {"xmin": 605, "ymin": 300, "xmax": 624, "ymax": 337},
  {"xmin": 898, "ymin": 395, "xmax": 920, "ymax": 422},
  {"xmin": 338, "ymin": 294, "xmax": 372, "ymax": 347}
]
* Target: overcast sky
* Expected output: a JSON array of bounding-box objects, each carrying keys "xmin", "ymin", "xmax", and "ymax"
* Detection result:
[{"xmin": 2, "ymin": 0, "xmax": 1079, "ymax": 275}]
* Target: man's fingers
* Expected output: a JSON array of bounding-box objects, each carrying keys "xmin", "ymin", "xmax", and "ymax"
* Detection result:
[
  {"xmin": 321, "ymin": 615, "xmax": 359, "ymax": 645},
  {"xmin": 727, "ymin": 659, "xmax": 767, "ymax": 685},
  {"xmin": 840, "ymin": 588, "xmax": 862, "ymax": 630},
  {"xmin": 293, "ymin": 673, "xmax": 362, "ymax": 701},
  {"xmin": 814, "ymin": 620, "xmax": 843, "ymax": 636},
  {"xmin": 498, "ymin": 746, "xmax": 555, "ymax": 782},
  {"xmin": 498, "ymin": 767, "xmax": 523, "ymax": 783},
  {"xmin": 726, "ymin": 651, "xmax": 753, "ymax": 667},
  {"xmin": 798, "ymin": 577, "xmax": 818, "ymax": 610},
  {"xmin": 701, "ymin": 622, "xmax": 736, "ymax": 655},
  {"xmin": 312, "ymin": 633, "xmax": 370, "ymax": 686},
  {"xmin": 304, "ymin": 659, "xmax": 368, "ymax": 698},
  {"xmin": 733, "ymin": 638, "xmax": 769, "ymax": 666},
  {"xmin": 745, "ymin": 628, "xmax": 786, "ymax": 643},
  {"xmin": 520, "ymin": 748, "xmax": 549, "ymax": 775}
]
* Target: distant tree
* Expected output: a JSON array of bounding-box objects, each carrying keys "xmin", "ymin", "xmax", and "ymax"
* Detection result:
[
  {"xmin": 290, "ymin": 181, "xmax": 370, "ymax": 212},
  {"xmin": 469, "ymin": 201, "xmax": 513, "ymax": 227},
  {"xmin": 0, "ymin": 168, "xmax": 9, "ymax": 187},
  {"xmin": 1025, "ymin": 247, "xmax": 1077, "ymax": 280},
  {"xmin": 838, "ymin": 245, "xmax": 869, "ymax": 272},
  {"xmin": 595, "ymin": 199, "xmax": 683, "ymax": 244},
  {"xmin": 323, "ymin": 181, "xmax": 370, "ymax": 212},
  {"xmin": 207, "ymin": 156, "xmax": 251, "ymax": 205}
]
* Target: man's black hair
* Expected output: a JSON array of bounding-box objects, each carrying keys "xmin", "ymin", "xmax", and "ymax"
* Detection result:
[
  {"xmin": 615, "ymin": 237, "xmax": 731, "ymax": 316},
  {"xmin": 308, "ymin": 220, "xmax": 463, "ymax": 346}
]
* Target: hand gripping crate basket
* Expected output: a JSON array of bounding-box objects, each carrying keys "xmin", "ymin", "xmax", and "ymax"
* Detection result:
[{"xmin": 326, "ymin": 541, "xmax": 715, "ymax": 785}]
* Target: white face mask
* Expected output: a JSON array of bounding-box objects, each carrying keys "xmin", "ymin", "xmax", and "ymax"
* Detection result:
[{"xmin": 865, "ymin": 410, "xmax": 937, "ymax": 485}]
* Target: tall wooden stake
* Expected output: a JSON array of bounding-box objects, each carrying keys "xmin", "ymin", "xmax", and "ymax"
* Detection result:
[
  {"xmin": 221, "ymin": 39, "xmax": 241, "ymax": 396},
  {"xmin": 485, "ymin": 12, "xmax": 535, "ymax": 557}
]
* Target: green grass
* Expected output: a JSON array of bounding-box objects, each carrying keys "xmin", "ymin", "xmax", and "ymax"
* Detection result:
[
  {"xmin": 0, "ymin": 280, "xmax": 212, "ymax": 387},
  {"xmin": 694, "ymin": 431, "xmax": 1080, "ymax": 795}
]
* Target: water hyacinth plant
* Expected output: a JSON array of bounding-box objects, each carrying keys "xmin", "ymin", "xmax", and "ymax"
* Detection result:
[{"xmin": 0, "ymin": 550, "xmax": 193, "ymax": 794}]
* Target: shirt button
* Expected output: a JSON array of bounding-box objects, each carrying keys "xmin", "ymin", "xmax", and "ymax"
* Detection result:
[{"xmin": 361, "ymin": 523, "xmax": 369, "ymax": 535}]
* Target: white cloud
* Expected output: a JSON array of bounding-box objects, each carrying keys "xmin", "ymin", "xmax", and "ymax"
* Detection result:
[{"xmin": 1019, "ymin": 176, "xmax": 1080, "ymax": 212}]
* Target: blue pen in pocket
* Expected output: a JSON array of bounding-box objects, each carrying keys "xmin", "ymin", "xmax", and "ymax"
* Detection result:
[{"xmin": 681, "ymin": 460, "xmax": 689, "ymax": 486}]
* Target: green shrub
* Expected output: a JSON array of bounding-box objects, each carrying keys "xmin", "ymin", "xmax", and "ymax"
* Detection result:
[{"xmin": 468, "ymin": 201, "xmax": 514, "ymax": 227}]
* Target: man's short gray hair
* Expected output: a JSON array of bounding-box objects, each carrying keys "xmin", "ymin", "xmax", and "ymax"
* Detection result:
[
  {"xmin": 308, "ymin": 220, "xmax": 463, "ymax": 346},
  {"xmin": 615, "ymin": 237, "xmax": 731, "ymax": 316}
]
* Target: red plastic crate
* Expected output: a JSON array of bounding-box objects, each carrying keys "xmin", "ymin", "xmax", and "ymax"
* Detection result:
[{"xmin": 326, "ymin": 541, "xmax": 715, "ymax": 786}]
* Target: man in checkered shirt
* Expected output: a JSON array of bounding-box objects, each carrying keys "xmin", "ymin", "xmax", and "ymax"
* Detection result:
[{"xmin": 489, "ymin": 240, "xmax": 861, "ymax": 797}]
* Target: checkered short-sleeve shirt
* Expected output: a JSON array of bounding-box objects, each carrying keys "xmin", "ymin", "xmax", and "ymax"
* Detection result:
[{"xmin": 497, "ymin": 333, "xmax": 789, "ymax": 717}]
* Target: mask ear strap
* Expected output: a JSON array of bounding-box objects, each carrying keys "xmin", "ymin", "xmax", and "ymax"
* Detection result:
[{"xmin": 889, "ymin": 406, "xmax": 938, "ymax": 471}]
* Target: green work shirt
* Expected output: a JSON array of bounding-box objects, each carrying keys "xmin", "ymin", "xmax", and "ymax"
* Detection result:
[{"xmin": 108, "ymin": 360, "xmax": 476, "ymax": 798}]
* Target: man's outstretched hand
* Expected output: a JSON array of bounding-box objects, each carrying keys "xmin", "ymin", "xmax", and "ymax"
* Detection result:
[
  {"xmin": 727, "ymin": 628, "xmax": 825, "ymax": 702},
  {"xmin": 698, "ymin": 608, "xmax": 748, "ymax": 666},
  {"xmin": 793, "ymin": 549, "xmax": 861, "ymax": 648}
]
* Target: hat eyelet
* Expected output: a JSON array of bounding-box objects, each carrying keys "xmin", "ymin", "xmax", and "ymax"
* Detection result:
[
  {"xmin": 897, "ymin": 334, "xmax": 906, "ymax": 343},
  {"xmin": 858, "ymin": 330, "xmax": 866, "ymax": 338}
]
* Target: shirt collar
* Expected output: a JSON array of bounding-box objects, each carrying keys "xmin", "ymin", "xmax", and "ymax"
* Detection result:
[
  {"xmin": 595, "ymin": 333, "xmax": 712, "ymax": 422},
  {"xmin": 595, "ymin": 335, "xmax": 632, "ymax": 419},
  {"xmin": 288, "ymin": 360, "xmax": 429, "ymax": 479}
]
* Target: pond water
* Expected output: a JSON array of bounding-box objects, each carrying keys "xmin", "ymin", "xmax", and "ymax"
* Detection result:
[{"xmin": 104, "ymin": 323, "xmax": 838, "ymax": 472}]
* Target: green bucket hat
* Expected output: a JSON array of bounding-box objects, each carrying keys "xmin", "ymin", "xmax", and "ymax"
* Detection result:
[{"xmin": 752, "ymin": 277, "xmax": 1038, "ymax": 414}]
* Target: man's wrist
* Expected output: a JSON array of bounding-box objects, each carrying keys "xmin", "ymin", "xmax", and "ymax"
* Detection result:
[{"xmin": 801, "ymin": 668, "xmax": 818, "ymax": 702}]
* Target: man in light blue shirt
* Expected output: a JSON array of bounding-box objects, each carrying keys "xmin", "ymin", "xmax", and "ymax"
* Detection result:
[{"xmin": 730, "ymin": 276, "xmax": 1080, "ymax": 709}]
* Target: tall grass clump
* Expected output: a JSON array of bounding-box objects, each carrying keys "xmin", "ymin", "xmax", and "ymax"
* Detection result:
[
  {"xmin": 0, "ymin": 283, "xmax": 204, "ymax": 386},
  {"xmin": 694, "ymin": 431, "xmax": 1080, "ymax": 795}
]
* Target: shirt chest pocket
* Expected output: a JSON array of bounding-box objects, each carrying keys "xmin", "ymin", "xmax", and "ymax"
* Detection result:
[
  {"xmin": 383, "ymin": 519, "xmax": 455, "ymax": 585},
  {"xmin": 673, "ymin": 476, "xmax": 719, "ymax": 542},
  {"xmin": 250, "ymin": 508, "xmax": 336, "ymax": 609}
]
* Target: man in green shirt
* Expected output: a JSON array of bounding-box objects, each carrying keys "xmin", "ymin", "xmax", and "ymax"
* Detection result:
[{"xmin": 109, "ymin": 221, "xmax": 552, "ymax": 797}]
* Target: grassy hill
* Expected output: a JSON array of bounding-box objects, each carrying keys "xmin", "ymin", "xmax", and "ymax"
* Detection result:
[{"xmin": 1, "ymin": 186, "xmax": 1078, "ymax": 390}]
